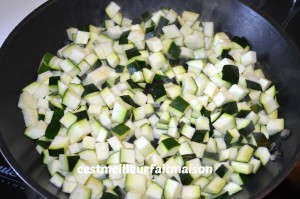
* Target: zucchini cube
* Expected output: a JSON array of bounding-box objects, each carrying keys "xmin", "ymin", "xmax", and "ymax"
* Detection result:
[
  {"xmin": 125, "ymin": 173, "xmax": 147, "ymax": 193},
  {"xmin": 145, "ymin": 182, "xmax": 163, "ymax": 199},
  {"xmin": 134, "ymin": 136, "xmax": 155, "ymax": 157},
  {"xmin": 156, "ymin": 137, "xmax": 180, "ymax": 158},
  {"xmin": 120, "ymin": 148, "xmax": 135, "ymax": 164},
  {"xmin": 222, "ymin": 64, "xmax": 239, "ymax": 84},
  {"xmin": 85, "ymin": 176, "xmax": 103, "ymax": 199},
  {"xmin": 112, "ymin": 100, "xmax": 130, "ymax": 123},
  {"xmin": 179, "ymin": 123, "xmax": 195, "ymax": 139},
  {"xmin": 236, "ymin": 144, "xmax": 254, "ymax": 162},
  {"xmin": 236, "ymin": 118, "xmax": 255, "ymax": 137},
  {"xmin": 149, "ymin": 52, "xmax": 167, "ymax": 70},
  {"xmin": 111, "ymin": 123, "xmax": 130, "ymax": 140},
  {"xmin": 168, "ymin": 96, "xmax": 190, "ymax": 119},
  {"xmin": 48, "ymin": 136, "xmax": 69, "ymax": 156},
  {"xmin": 181, "ymin": 185, "xmax": 201, "ymax": 199},
  {"xmin": 213, "ymin": 113, "xmax": 236, "ymax": 134},
  {"xmin": 215, "ymin": 164, "xmax": 233, "ymax": 180},
  {"xmin": 224, "ymin": 129, "xmax": 240, "ymax": 144},
  {"xmin": 69, "ymin": 184, "xmax": 91, "ymax": 199},
  {"xmin": 164, "ymin": 178, "xmax": 182, "ymax": 199},
  {"xmin": 231, "ymin": 161, "xmax": 254, "ymax": 175},
  {"xmin": 203, "ymin": 176, "xmax": 226, "ymax": 195},
  {"xmin": 254, "ymin": 147, "xmax": 271, "ymax": 166}
]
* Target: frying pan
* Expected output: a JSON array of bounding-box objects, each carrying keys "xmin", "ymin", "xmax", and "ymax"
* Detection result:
[{"xmin": 0, "ymin": 0, "xmax": 300, "ymax": 198}]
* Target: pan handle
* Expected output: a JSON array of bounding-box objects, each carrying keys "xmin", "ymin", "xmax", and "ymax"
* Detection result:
[
  {"xmin": 291, "ymin": 0, "xmax": 300, "ymax": 11},
  {"xmin": 281, "ymin": 0, "xmax": 300, "ymax": 30}
]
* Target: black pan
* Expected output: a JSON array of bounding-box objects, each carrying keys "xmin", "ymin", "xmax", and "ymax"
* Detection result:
[{"xmin": 1, "ymin": 0, "xmax": 300, "ymax": 198}]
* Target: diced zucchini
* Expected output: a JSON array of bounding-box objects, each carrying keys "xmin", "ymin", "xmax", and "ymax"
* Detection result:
[
  {"xmin": 24, "ymin": 120, "xmax": 47, "ymax": 139},
  {"xmin": 206, "ymin": 138, "xmax": 218, "ymax": 153},
  {"xmin": 223, "ymin": 182, "xmax": 242, "ymax": 195},
  {"xmin": 72, "ymin": 159, "xmax": 92, "ymax": 184},
  {"xmin": 179, "ymin": 142, "xmax": 194, "ymax": 155},
  {"xmin": 222, "ymin": 65, "xmax": 239, "ymax": 84},
  {"xmin": 106, "ymin": 151, "xmax": 121, "ymax": 165},
  {"xmin": 120, "ymin": 148, "xmax": 135, "ymax": 164},
  {"xmin": 70, "ymin": 184, "xmax": 91, "ymax": 199},
  {"xmin": 95, "ymin": 142, "xmax": 109, "ymax": 164},
  {"xmin": 156, "ymin": 137, "xmax": 180, "ymax": 158},
  {"xmin": 165, "ymin": 40, "xmax": 182, "ymax": 60},
  {"xmin": 254, "ymin": 147, "xmax": 271, "ymax": 166},
  {"xmin": 230, "ymin": 173, "xmax": 249, "ymax": 185},
  {"xmin": 267, "ymin": 119, "xmax": 284, "ymax": 135},
  {"xmin": 181, "ymin": 185, "xmax": 201, "ymax": 199},
  {"xmin": 224, "ymin": 129, "xmax": 240, "ymax": 144},
  {"xmin": 85, "ymin": 65, "xmax": 113, "ymax": 87},
  {"xmin": 202, "ymin": 151, "xmax": 219, "ymax": 166},
  {"xmin": 126, "ymin": 173, "xmax": 147, "ymax": 194},
  {"xmin": 68, "ymin": 119, "xmax": 91, "ymax": 144},
  {"xmin": 229, "ymin": 84, "xmax": 249, "ymax": 101},
  {"xmin": 260, "ymin": 92, "xmax": 279, "ymax": 115},
  {"xmin": 60, "ymin": 112, "xmax": 77, "ymax": 128},
  {"xmin": 163, "ymin": 24, "xmax": 182, "ymax": 39},
  {"xmin": 182, "ymin": 77, "xmax": 197, "ymax": 95},
  {"xmin": 149, "ymin": 52, "xmax": 167, "ymax": 70},
  {"xmin": 236, "ymin": 118, "xmax": 255, "ymax": 137},
  {"xmin": 215, "ymin": 164, "xmax": 232, "ymax": 180},
  {"xmin": 246, "ymin": 79, "xmax": 262, "ymax": 91},
  {"xmin": 191, "ymin": 130, "xmax": 209, "ymax": 144},
  {"xmin": 231, "ymin": 161, "xmax": 253, "ymax": 175},
  {"xmin": 179, "ymin": 123, "xmax": 195, "ymax": 139},
  {"xmin": 148, "ymin": 84, "xmax": 167, "ymax": 102},
  {"xmin": 213, "ymin": 91, "xmax": 234, "ymax": 107},
  {"xmin": 252, "ymin": 133, "xmax": 269, "ymax": 147},
  {"xmin": 101, "ymin": 192, "xmax": 120, "ymax": 199},
  {"xmin": 111, "ymin": 123, "xmax": 130, "ymax": 140},
  {"xmin": 105, "ymin": 1, "xmax": 121, "ymax": 19},
  {"xmin": 107, "ymin": 52, "xmax": 120, "ymax": 68},
  {"xmin": 232, "ymin": 36, "xmax": 249, "ymax": 49},
  {"xmin": 21, "ymin": 108, "xmax": 38, "ymax": 127},
  {"xmin": 164, "ymin": 178, "xmax": 182, "ymax": 199},
  {"xmin": 241, "ymin": 51, "xmax": 256, "ymax": 66},
  {"xmin": 79, "ymin": 150, "xmax": 98, "ymax": 166},
  {"xmin": 134, "ymin": 136, "xmax": 155, "ymax": 157},
  {"xmin": 213, "ymin": 113, "xmax": 236, "ymax": 134},
  {"xmin": 63, "ymin": 88, "xmax": 81, "ymax": 110},
  {"xmin": 203, "ymin": 176, "xmax": 226, "ymax": 195},
  {"xmin": 112, "ymin": 100, "xmax": 131, "ymax": 123},
  {"xmin": 236, "ymin": 145, "xmax": 254, "ymax": 162},
  {"xmin": 19, "ymin": 5, "xmax": 287, "ymax": 198},
  {"xmin": 168, "ymin": 96, "xmax": 190, "ymax": 119},
  {"xmin": 145, "ymin": 181, "xmax": 163, "ymax": 199},
  {"xmin": 59, "ymin": 154, "xmax": 80, "ymax": 172},
  {"xmin": 50, "ymin": 172, "xmax": 64, "ymax": 188},
  {"xmin": 85, "ymin": 176, "xmax": 104, "ymax": 199},
  {"xmin": 146, "ymin": 37, "xmax": 163, "ymax": 53}
]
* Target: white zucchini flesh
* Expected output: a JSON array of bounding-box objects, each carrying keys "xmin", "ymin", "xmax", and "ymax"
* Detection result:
[{"xmin": 18, "ymin": 1, "xmax": 287, "ymax": 199}]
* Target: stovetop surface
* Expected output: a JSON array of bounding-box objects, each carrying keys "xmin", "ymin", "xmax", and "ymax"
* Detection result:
[{"xmin": 0, "ymin": 0, "xmax": 300, "ymax": 198}]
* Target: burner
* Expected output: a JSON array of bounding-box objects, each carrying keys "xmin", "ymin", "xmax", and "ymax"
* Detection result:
[
  {"xmin": 0, "ymin": 155, "xmax": 43, "ymax": 199},
  {"xmin": 0, "ymin": 155, "xmax": 27, "ymax": 198}
]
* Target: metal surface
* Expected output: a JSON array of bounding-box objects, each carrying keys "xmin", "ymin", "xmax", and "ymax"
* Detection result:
[{"xmin": 0, "ymin": 0, "xmax": 300, "ymax": 198}]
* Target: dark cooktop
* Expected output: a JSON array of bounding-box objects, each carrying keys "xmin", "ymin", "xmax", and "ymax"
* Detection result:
[{"xmin": 0, "ymin": 0, "xmax": 300, "ymax": 198}]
